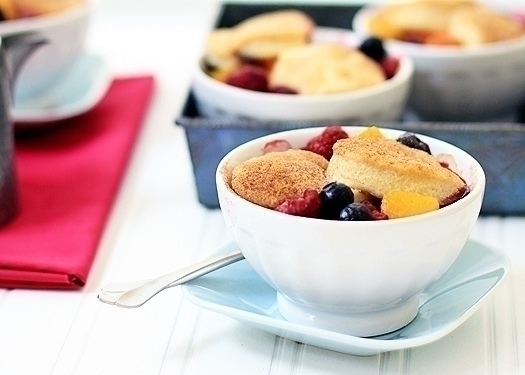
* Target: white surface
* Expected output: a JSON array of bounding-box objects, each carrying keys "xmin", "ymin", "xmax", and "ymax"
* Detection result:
[{"xmin": 1, "ymin": 1, "xmax": 525, "ymax": 374}]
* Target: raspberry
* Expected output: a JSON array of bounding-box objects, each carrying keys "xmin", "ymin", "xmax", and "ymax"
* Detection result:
[
  {"xmin": 362, "ymin": 199, "xmax": 388, "ymax": 220},
  {"xmin": 380, "ymin": 56, "xmax": 399, "ymax": 79},
  {"xmin": 270, "ymin": 86, "xmax": 298, "ymax": 95},
  {"xmin": 226, "ymin": 65, "xmax": 268, "ymax": 92},
  {"xmin": 303, "ymin": 125, "xmax": 349, "ymax": 160},
  {"xmin": 302, "ymin": 138, "xmax": 334, "ymax": 160},
  {"xmin": 321, "ymin": 125, "xmax": 349, "ymax": 142},
  {"xmin": 275, "ymin": 189, "xmax": 321, "ymax": 218}
]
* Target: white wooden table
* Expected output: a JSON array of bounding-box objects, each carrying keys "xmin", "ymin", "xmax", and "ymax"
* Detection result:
[{"xmin": 1, "ymin": 1, "xmax": 524, "ymax": 374}]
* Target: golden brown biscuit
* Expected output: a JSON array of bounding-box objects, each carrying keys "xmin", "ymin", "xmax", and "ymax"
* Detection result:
[
  {"xmin": 231, "ymin": 149, "xmax": 327, "ymax": 209},
  {"xmin": 448, "ymin": 4, "xmax": 525, "ymax": 45},
  {"xmin": 206, "ymin": 10, "xmax": 314, "ymax": 59},
  {"xmin": 14, "ymin": 0, "xmax": 84, "ymax": 17},
  {"xmin": 325, "ymin": 136, "xmax": 467, "ymax": 206},
  {"xmin": 367, "ymin": 1, "xmax": 468, "ymax": 39},
  {"xmin": 366, "ymin": 1, "xmax": 524, "ymax": 45},
  {"xmin": 269, "ymin": 43, "xmax": 385, "ymax": 95},
  {"xmin": 0, "ymin": 0, "xmax": 17, "ymax": 19}
]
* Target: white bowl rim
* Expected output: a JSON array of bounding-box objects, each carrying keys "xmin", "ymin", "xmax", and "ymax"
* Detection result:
[
  {"xmin": 217, "ymin": 126, "xmax": 486, "ymax": 226},
  {"xmin": 0, "ymin": 0, "xmax": 93, "ymax": 34},
  {"xmin": 194, "ymin": 27, "xmax": 414, "ymax": 104},
  {"xmin": 352, "ymin": 6, "xmax": 525, "ymax": 59}
]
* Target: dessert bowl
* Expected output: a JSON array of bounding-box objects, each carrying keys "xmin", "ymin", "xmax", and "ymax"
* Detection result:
[
  {"xmin": 0, "ymin": 0, "xmax": 92, "ymax": 103},
  {"xmin": 192, "ymin": 28, "xmax": 414, "ymax": 123},
  {"xmin": 352, "ymin": 4, "xmax": 525, "ymax": 121},
  {"xmin": 216, "ymin": 126, "xmax": 485, "ymax": 337}
]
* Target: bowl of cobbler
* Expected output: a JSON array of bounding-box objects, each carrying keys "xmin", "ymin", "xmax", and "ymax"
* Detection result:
[
  {"xmin": 192, "ymin": 10, "xmax": 414, "ymax": 123},
  {"xmin": 353, "ymin": 0, "xmax": 525, "ymax": 121},
  {"xmin": 216, "ymin": 125, "xmax": 485, "ymax": 337}
]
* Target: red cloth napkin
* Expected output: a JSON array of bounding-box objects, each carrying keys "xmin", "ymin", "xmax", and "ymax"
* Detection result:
[{"xmin": 0, "ymin": 76, "xmax": 155, "ymax": 289}]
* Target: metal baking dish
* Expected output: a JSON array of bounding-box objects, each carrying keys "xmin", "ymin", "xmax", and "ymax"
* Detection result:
[
  {"xmin": 175, "ymin": 3, "xmax": 525, "ymax": 215},
  {"xmin": 176, "ymin": 91, "xmax": 525, "ymax": 215}
]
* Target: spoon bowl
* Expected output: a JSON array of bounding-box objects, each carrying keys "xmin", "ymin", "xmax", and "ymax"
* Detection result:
[{"xmin": 97, "ymin": 242, "xmax": 244, "ymax": 308}]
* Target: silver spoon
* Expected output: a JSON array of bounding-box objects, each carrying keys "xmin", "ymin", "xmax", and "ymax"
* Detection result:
[{"xmin": 97, "ymin": 242, "xmax": 244, "ymax": 308}]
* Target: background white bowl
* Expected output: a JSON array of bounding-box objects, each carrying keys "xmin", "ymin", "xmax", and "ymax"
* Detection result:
[
  {"xmin": 0, "ymin": 1, "xmax": 92, "ymax": 103},
  {"xmin": 216, "ymin": 126, "xmax": 485, "ymax": 337},
  {"xmin": 192, "ymin": 28, "xmax": 414, "ymax": 124},
  {"xmin": 352, "ymin": 6, "xmax": 525, "ymax": 122}
]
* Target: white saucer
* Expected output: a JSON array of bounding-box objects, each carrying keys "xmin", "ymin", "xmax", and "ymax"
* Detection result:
[
  {"xmin": 13, "ymin": 53, "xmax": 111, "ymax": 127},
  {"xmin": 182, "ymin": 239, "xmax": 509, "ymax": 356}
]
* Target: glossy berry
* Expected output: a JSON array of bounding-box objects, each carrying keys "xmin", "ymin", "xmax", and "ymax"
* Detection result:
[
  {"xmin": 275, "ymin": 189, "xmax": 321, "ymax": 218},
  {"xmin": 226, "ymin": 65, "xmax": 268, "ymax": 92},
  {"xmin": 339, "ymin": 203, "xmax": 373, "ymax": 221},
  {"xmin": 359, "ymin": 37, "xmax": 387, "ymax": 62},
  {"xmin": 321, "ymin": 125, "xmax": 349, "ymax": 143},
  {"xmin": 270, "ymin": 86, "xmax": 298, "ymax": 95},
  {"xmin": 380, "ymin": 56, "xmax": 399, "ymax": 79},
  {"xmin": 320, "ymin": 182, "xmax": 354, "ymax": 219},
  {"xmin": 362, "ymin": 199, "xmax": 388, "ymax": 220},
  {"xmin": 397, "ymin": 132, "xmax": 431, "ymax": 154},
  {"xmin": 303, "ymin": 125, "xmax": 349, "ymax": 160}
]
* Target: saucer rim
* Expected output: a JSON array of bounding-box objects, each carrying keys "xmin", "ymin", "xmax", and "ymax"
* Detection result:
[
  {"xmin": 13, "ymin": 52, "xmax": 111, "ymax": 126},
  {"xmin": 182, "ymin": 239, "xmax": 510, "ymax": 356}
]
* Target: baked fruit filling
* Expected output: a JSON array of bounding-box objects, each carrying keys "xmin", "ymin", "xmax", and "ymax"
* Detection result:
[
  {"xmin": 365, "ymin": 0, "xmax": 525, "ymax": 46},
  {"xmin": 201, "ymin": 10, "xmax": 400, "ymax": 94},
  {"xmin": 0, "ymin": 0, "xmax": 85, "ymax": 20},
  {"xmin": 228, "ymin": 126, "xmax": 469, "ymax": 220}
]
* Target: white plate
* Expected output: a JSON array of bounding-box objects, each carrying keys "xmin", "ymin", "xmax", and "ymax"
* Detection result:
[
  {"xmin": 13, "ymin": 53, "xmax": 111, "ymax": 127},
  {"xmin": 182, "ymin": 239, "xmax": 509, "ymax": 356}
]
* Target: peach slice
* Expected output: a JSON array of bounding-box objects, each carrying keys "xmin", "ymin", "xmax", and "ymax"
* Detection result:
[{"xmin": 381, "ymin": 190, "xmax": 439, "ymax": 219}]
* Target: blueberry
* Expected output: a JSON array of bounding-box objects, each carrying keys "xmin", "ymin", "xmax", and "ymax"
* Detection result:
[
  {"xmin": 359, "ymin": 37, "xmax": 386, "ymax": 62},
  {"xmin": 397, "ymin": 132, "xmax": 431, "ymax": 154},
  {"xmin": 339, "ymin": 203, "xmax": 372, "ymax": 221},
  {"xmin": 320, "ymin": 182, "xmax": 354, "ymax": 219}
]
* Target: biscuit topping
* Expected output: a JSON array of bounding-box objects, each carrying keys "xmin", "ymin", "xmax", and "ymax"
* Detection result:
[
  {"xmin": 201, "ymin": 10, "xmax": 398, "ymax": 94},
  {"xmin": 228, "ymin": 126, "xmax": 470, "ymax": 220},
  {"xmin": 269, "ymin": 44, "xmax": 386, "ymax": 94},
  {"xmin": 230, "ymin": 149, "xmax": 328, "ymax": 209},
  {"xmin": 326, "ymin": 136, "xmax": 467, "ymax": 205},
  {"xmin": 365, "ymin": 0, "xmax": 525, "ymax": 46}
]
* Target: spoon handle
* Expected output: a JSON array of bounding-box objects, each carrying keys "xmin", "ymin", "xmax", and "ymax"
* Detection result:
[{"xmin": 98, "ymin": 242, "xmax": 244, "ymax": 308}]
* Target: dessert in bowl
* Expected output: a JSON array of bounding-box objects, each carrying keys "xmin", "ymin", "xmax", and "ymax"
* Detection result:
[
  {"xmin": 352, "ymin": 0, "xmax": 525, "ymax": 121},
  {"xmin": 192, "ymin": 10, "xmax": 414, "ymax": 123},
  {"xmin": 0, "ymin": 0, "xmax": 92, "ymax": 103},
  {"xmin": 216, "ymin": 125, "xmax": 485, "ymax": 337}
]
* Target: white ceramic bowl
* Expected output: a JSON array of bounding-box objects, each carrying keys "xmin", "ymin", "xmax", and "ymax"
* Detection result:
[
  {"xmin": 0, "ymin": 1, "xmax": 92, "ymax": 103},
  {"xmin": 352, "ymin": 6, "xmax": 525, "ymax": 122},
  {"xmin": 216, "ymin": 126, "xmax": 485, "ymax": 337},
  {"xmin": 193, "ymin": 28, "xmax": 414, "ymax": 123}
]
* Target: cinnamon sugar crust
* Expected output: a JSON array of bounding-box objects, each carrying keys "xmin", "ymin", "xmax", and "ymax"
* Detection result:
[
  {"xmin": 231, "ymin": 149, "xmax": 327, "ymax": 209},
  {"xmin": 325, "ymin": 136, "xmax": 467, "ymax": 206}
]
